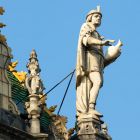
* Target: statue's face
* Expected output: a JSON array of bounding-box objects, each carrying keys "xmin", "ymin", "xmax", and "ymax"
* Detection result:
[{"xmin": 91, "ymin": 13, "xmax": 102, "ymax": 27}]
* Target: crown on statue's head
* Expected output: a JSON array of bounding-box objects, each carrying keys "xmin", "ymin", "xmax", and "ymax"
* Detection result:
[{"xmin": 86, "ymin": 5, "xmax": 102, "ymax": 19}]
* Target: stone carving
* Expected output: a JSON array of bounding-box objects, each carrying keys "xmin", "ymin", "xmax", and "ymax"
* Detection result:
[
  {"xmin": 76, "ymin": 6, "xmax": 122, "ymax": 121},
  {"xmin": 51, "ymin": 115, "xmax": 69, "ymax": 140},
  {"xmin": 101, "ymin": 124, "xmax": 112, "ymax": 140},
  {"xmin": 43, "ymin": 105, "xmax": 57, "ymax": 116},
  {"xmin": 25, "ymin": 50, "xmax": 45, "ymax": 134}
]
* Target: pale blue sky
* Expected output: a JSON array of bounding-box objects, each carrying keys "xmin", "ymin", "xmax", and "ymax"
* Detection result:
[{"xmin": 1, "ymin": 1, "xmax": 140, "ymax": 140}]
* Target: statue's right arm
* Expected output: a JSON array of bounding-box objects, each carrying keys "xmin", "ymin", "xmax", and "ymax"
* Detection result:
[
  {"xmin": 85, "ymin": 36, "xmax": 103, "ymax": 46},
  {"xmin": 83, "ymin": 36, "xmax": 114, "ymax": 47},
  {"xmin": 80, "ymin": 24, "xmax": 114, "ymax": 47}
]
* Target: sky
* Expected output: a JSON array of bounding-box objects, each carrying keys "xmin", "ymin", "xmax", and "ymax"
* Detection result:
[{"xmin": 0, "ymin": 0, "xmax": 140, "ymax": 140}]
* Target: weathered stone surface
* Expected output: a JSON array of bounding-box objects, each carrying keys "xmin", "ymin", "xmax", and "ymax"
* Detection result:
[{"xmin": 0, "ymin": 108, "xmax": 25, "ymax": 130}]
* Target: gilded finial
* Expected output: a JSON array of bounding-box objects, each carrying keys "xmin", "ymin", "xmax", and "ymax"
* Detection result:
[
  {"xmin": 0, "ymin": 34, "xmax": 6, "ymax": 43},
  {"xmin": 44, "ymin": 105, "xmax": 57, "ymax": 116},
  {"xmin": 8, "ymin": 61, "xmax": 18, "ymax": 71},
  {"xmin": 0, "ymin": 7, "xmax": 6, "ymax": 28},
  {"xmin": 39, "ymin": 94, "xmax": 47, "ymax": 105},
  {"xmin": 0, "ymin": 23, "xmax": 6, "ymax": 28},
  {"xmin": 0, "ymin": 6, "xmax": 7, "ymax": 43},
  {"xmin": 48, "ymin": 105, "xmax": 57, "ymax": 113},
  {"xmin": 8, "ymin": 61, "xmax": 27, "ymax": 84},
  {"xmin": 0, "ymin": 7, "xmax": 5, "ymax": 15}
]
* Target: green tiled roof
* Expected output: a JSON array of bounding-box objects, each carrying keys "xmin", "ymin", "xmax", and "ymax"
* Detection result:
[
  {"xmin": 7, "ymin": 70, "xmax": 52, "ymax": 133},
  {"xmin": 40, "ymin": 112, "xmax": 52, "ymax": 132}
]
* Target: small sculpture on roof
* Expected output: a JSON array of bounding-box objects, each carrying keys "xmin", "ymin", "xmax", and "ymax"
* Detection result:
[
  {"xmin": 25, "ymin": 50, "xmax": 45, "ymax": 134},
  {"xmin": 26, "ymin": 50, "xmax": 44, "ymax": 94}
]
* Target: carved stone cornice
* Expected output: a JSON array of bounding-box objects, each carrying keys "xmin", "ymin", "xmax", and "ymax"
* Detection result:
[{"xmin": 0, "ymin": 121, "xmax": 48, "ymax": 140}]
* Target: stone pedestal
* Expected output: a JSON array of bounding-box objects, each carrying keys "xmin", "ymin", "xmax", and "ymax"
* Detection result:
[
  {"xmin": 26, "ymin": 94, "xmax": 41, "ymax": 134},
  {"xmin": 30, "ymin": 116, "xmax": 40, "ymax": 134},
  {"xmin": 77, "ymin": 115, "xmax": 110, "ymax": 140}
]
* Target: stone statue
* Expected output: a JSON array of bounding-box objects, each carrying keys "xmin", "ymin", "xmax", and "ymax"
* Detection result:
[{"xmin": 76, "ymin": 6, "xmax": 122, "ymax": 120}]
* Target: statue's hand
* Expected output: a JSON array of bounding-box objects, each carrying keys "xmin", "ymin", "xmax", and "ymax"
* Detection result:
[
  {"xmin": 105, "ymin": 40, "xmax": 123, "ymax": 61},
  {"xmin": 102, "ymin": 40, "xmax": 115, "ymax": 46}
]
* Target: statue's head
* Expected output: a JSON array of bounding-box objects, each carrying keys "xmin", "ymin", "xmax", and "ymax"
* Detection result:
[{"xmin": 86, "ymin": 6, "xmax": 102, "ymax": 27}]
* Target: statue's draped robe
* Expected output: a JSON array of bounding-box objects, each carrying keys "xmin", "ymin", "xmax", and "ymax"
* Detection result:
[{"xmin": 76, "ymin": 23, "xmax": 104, "ymax": 115}]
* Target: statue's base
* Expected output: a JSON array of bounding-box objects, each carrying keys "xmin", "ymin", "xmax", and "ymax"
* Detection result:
[{"xmin": 77, "ymin": 115, "xmax": 110, "ymax": 140}]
